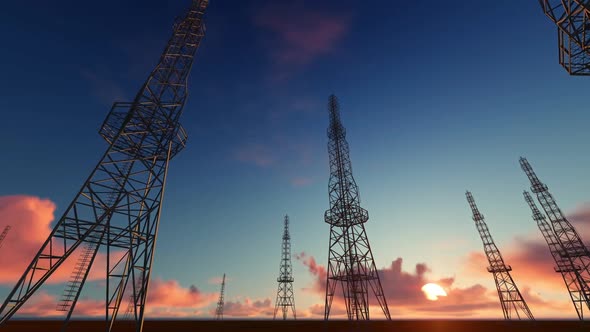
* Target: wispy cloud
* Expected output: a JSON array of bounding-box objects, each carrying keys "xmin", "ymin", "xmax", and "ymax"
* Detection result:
[
  {"xmin": 234, "ymin": 144, "xmax": 277, "ymax": 168},
  {"xmin": 254, "ymin": 2, "xmax": 350, "ymax": 80},
  {"xmin": 290, "ymin": 176, "xmax": 313, "ymax": 187},
  {"xmin": 79, "ymin": 67, "xmax": 127, "ymax": 105}
]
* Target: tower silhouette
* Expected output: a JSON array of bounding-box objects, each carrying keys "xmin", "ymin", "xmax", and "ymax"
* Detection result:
[
  {"xmin": 323, "ymin": 95, "xmax": 390, "ymax": 320},
  {"xmin": 523, "ymin": 191, "xmax": 589, "ymax": 319},
  {"xmin": 215, "ymin": 273, "xmax": 226, "ymax": 320},
  {"xmin": 520, "ymin": 157, "xmax": 590, "ymax": 314},
  {"xmin": 466, "ymin": 191, "xmax": 534, "ymax": 320},
  {"xmin": 0, "ymin": 226, "xmax": 11, "ymax": 250},
  {"xmin": 539, "ymin": 1, "xmax": 590, "ymax": 75},
  {"xmin": 0, "ymin": 1, "xmax": 209, "ymax": 331},
  {"xmin": 274, "ymin": 215, "xmax": 296, "ymax": 320}
]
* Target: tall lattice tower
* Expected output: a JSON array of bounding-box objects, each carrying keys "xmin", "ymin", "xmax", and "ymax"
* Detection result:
[
  {"xmin": 274, "ymin": 215, "xmax": 296, "ymax": 320},
  {"xmin": 523, "ymin": 191, "xmax": 589, "ymax": 319},
  {"xmin": 539, "ymin": 1, "xmax": 590, "ymax": 75},
  {"xmin": 465, "ymin": 191, "xmax": 534, "ymax": 320},
  {"xmin": 0, "ymin": 1, "xmax": 209, "ymax": 331},
  {"xmin": 520, "ymin": 157, "xmax": 590, "ymax": 311},
  {"xmin": 215, "ymin": 273, "xmax": 225, "ymax": 320},
  {"xmin": 323, "ymin": 95, "xmax": 390, "ymax": 320}
]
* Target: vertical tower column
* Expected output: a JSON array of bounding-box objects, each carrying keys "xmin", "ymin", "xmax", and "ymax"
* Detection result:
[
  {"xmin": 466, "ymin": 191, "xmax": 534, "ymax": 320},
  {"xmin": 324, "ymin": 95, "xmax": 390, "ymax": 320}
]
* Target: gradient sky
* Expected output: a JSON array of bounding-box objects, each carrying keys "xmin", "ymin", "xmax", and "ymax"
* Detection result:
[{"xmin": 1, "ymin": 0, "xmax": 590, "ymax": 319}]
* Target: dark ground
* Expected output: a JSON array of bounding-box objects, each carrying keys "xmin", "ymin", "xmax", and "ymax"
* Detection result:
[{"xmin": 2, "ymin": 320, "xmax": 589, "ymax": 332}]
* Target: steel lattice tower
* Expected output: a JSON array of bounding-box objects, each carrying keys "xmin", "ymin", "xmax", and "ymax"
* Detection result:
[
  {"xmin": 0, "ymin": 1, "xmax": 209, "ymax": 331},
  {"xmin": 520, "ymin": 157, "xmax": 590, "ymax": 311},
  {"xmin": 0, "ymin": 226, "xmax": 11, "ymax": 250},
  {"xmin": 323, "ymin": 95, "xmax": 390, "ymax": 321},
  {"xmin": 274, "ymin": 215, "xmax": 296, "ymax": 320},
  {"xmin": 539, "ymin": 1, "xmax": 590, "ymax": 75},
  {"xmin": 465, "ymin": 191, "xmax": 534, "ymax": 320},
  {"xmin": 215, "ymin": 273, "xmax": 225, "ymax": 320},
  {"xmin": 523, "ymin": 191, "xmax": 589, "ymax": 319}
]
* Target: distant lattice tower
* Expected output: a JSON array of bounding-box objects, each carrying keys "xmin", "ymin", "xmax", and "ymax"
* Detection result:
[
  {"xmin": 0, "ymin": 1, "xmax": 210, "ymax": 332},
  {"xmin": 523, "ymin": 191, "xmax": 590, "ymax": 319},
  {"xmin": 520, "ymin": 157, "xmax": 590, "ymax": 314},
  {"xmin": 0, "ymin": 226, "xmax": 11, "ymax": 250},
  {"xmin": 465, "ymin": 191, "xmax": 534, "ymax": 320},
  {"xmin": 215, "ymin": 273, "xmax": 226, "ymax": 320},
  {"xmin": 323, "ymin": 95, "xmax": 391, "ymax": 320},
  {"xmin": 539, "ymin": 1, "xmax": 590, "ymax": 75},
  {"xmin": 274, "ymin": 215, "xmax": 296, "ymax": 320}
]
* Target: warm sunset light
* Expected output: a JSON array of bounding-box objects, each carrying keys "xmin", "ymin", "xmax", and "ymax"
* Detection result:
[{"xmin": 421, "ymin": 283, "xmax": 447, "ymax": 301}]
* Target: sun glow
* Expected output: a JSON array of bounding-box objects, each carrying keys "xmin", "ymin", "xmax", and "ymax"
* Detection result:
[{"xmin": 421, "ymin": 283, "xmax": 447, "ymax": 301}]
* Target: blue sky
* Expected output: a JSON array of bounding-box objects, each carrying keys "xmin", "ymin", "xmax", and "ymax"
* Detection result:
[{"xmin": 0, "ymin": 0, "xmax": 589, "ymax": 319}]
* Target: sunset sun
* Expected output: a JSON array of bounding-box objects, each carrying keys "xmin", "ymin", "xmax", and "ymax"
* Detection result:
[{"xmin": 421, "ymin": 283, "xmax": 447, "ymax": 301}]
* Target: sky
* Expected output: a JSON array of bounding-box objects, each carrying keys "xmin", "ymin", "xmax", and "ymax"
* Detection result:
[{"xmin": 1, "ymin": 0, "xmax": 590, "ymax": 320}]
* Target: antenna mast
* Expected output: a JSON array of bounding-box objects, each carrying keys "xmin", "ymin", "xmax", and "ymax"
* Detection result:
[{"xmin": 466, "ymin": 191, "xmax": 534, "ymax": 320}]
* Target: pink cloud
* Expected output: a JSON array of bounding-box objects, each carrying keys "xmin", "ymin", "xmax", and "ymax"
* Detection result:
[
  {"xmin": 295, "ymin": 251, "xmax": 573, "ymax": 318},
  {"xmin": 146, "ymin": 278, "xmax": 217, "ymax": 309},
  {"xmin": 255, "ymin": 4, "xmax": 349, "ymax": 65},
  {"xmin": 221, "ymin": 298, "xmax": 274, "ymax": 318},
  {"xmin": 254, "ymin": 3, "xmax": 350, "ymax": 80},
  {"xmin": 15, "ymin": 278, "xmax": 217, "ymax": 318},
  {"xmin": 0, "ymin": 195, "xmax": 120, "ymax": 286},
  {"xmin": 463, "ymin": 201, "xmax": 590, "ymax": 294}
]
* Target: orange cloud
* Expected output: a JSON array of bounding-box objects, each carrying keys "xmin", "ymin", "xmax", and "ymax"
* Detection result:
[
  {"xmin": 222, "ymin": 298, "xmax": 274, "ymax": 318},
  {"xmin": 0, "ymin": 195, "xmax": 117, "ymax": 285},
  {"xmin": 462, "ymin": 201, "xmax": 590, "ymax": 299},
  {"xmin": 147, "ymin": 278, "xmax": 217, "ymax": 309},
  {"xmin": 15, "ymin": 278, "xmax": 217, "ymax": 318},
  {"xmin": 295, "ymin": 251, "xmax": 574, "ymax": 318}
]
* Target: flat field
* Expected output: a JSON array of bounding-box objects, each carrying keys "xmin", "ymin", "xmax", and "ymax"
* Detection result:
[{"xmin": 2, "ymin": 320, "xmax": 588, "ymax": 332}]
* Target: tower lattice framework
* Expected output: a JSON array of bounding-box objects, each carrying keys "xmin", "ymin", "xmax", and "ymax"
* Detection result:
[
  {"xmin": 215, "ymin": 273, "xmax": 225, "ymax": 320},
  {"xmin": 466, "ymin": 191, "xmax": 534, "ymax": 320},
  {"xmin": 523, "ymin": 191, "xmax": 589, "ymax": 319},
  {"xmin": 274, "ymin": 215, "xmax": 296, "ymax": 320},
  {"xmin": 0, "ymin": 1, "xmax": 209, "ymax": 331},
  {"xmin": 539, "ymin": 0, "xmax": 590, "ymax": 75},
  {"xmin": 323, "ymin": 95, "xmax": 391, "ymax": 320},
  {"xmin": 520, "ymin": 157, "xmax": 590, "ymax": 312}
]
